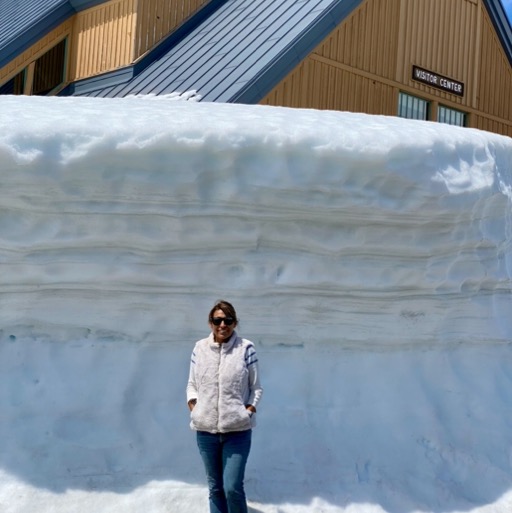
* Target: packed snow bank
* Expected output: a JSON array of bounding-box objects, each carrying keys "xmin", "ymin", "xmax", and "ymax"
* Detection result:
[{"xmin": 0, "ymin": 96, "xmax": 511, "ymax": 513}]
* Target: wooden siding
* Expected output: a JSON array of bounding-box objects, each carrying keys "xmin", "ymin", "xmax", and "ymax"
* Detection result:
[
  {"xmin": 395, "ymin": 0, "xmax": 479, "ymax": 107},
  {"xmin": 69, "ymin": 0, "xmax": 211, "ymax": 81},
  {"xmin": 263, "ymin": 59, "xmax": 396, "ymax": 115},
  {"xmin": 261, "ymin": 0, "xmax": 401, "ymax": 113},
  {"xmin": 134, "ymin": 0, "xmax": 210, "ymax": 58},
  {"xmin": 261, "ymin": 0, "xmax": 512, "ymax": 137},
  {"xmin": 473, "ymin": 114, "xmax": 512, "ymax": 137},
  {"xmin": 0, "ymin": 20, "xmax": 72, "ymax": 85},
  {"xmin": 70, "ymin": 0, "xmax": 137, "ymax": 80},
  {"xmin": 477, "ymin": 4, "xmax": 512, "ymax": 122},
  {"xmin": 315, "ymin": 0, "xmax": 401, "ymax": 82},
  {"xmin": 262, "ymin": 62, "xmax": 308, "ymax": 109}
]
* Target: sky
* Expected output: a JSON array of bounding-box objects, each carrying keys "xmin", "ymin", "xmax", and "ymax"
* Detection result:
[
  {"xmin": 0, "ymin": 95, "xmax": 512, "ymax": 513},
  {"xmin": 504, "ymin": 0, "xmax": 512, "ymax": 23}
]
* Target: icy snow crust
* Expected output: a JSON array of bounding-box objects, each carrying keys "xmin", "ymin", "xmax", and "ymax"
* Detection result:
[{"xmin": 0, "ymin": 96, "xmax": 512, "ymax": 513}]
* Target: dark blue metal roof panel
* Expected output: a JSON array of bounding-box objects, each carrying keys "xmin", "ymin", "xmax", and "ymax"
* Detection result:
[
  {"xmin": 232, "ymin": 0, "xmax": 364, "ymax": 103},
  {"xmin": 0, "ymin": 0, "xmax": 107, "ymax": 69},
  {"xmin": 64, "ymin": 0, "xmax": 512, "ymax": 103},
  {"xmin": 70, "ymin": 0, "xmax": 365, "ymax": 103},
  {"xmin": 0, "ymin": 0, "xmax": 70, "ymax": 68}
]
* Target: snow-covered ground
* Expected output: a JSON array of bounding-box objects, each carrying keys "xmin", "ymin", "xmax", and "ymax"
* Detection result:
[{"xmin": 1, "ymin": 96, "xmax": 512, "ymax": 513}]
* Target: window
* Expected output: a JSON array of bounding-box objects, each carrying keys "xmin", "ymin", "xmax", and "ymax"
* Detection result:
[
  {"xmin": 398, "ymin": 92, "xmax": 429, "ymax": 120},
  {"xmin": 32, "ymin": 39, "xmax": 67, "ymax": 95},
  {"xmin": 438, "ymin": 105, "xmax": 466, "ymax": 127},
  {"xmin": 398, "ymin": 92, "xmax": 468, "ymax": 127},
  {"xmin": 0, "ymin": 39, "xmax": 67, "ymax": 96},
  {"xmin": 0, "ymin": 70, "xmax": 25, "ymax": 95}
]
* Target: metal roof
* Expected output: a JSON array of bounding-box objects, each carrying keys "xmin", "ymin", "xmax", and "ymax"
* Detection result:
[
  {"xmin": 0, "ymin": 0, "xmax": 106, "ymax": 69},
  {"xmin": 63, "ymin": 0, "xmax": 512, "ymax": 103},
  {"xmin": 3, "ymin": 0, "xmax": 511, "ymax": 103},
  {"xmin": 66, "ymin": 0, "xmax": 365, "ymax": 102}
]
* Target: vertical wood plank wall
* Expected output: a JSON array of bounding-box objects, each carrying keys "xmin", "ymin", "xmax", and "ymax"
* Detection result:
[
  {"xmin": 69, "ymin": 0, "xmax": 210, "ymax": 81},
  {"xmin": 478, "ymin": 10, "xmax": 512, "ymax": 121},
  {"xmin": 134, "ymin": 0, "xmax": 210, "ymax": 58},
  {"xmin": 70, "ymin": 0, "xmax": 136, "ymax": 81},
  {"xmin": 395, "ymin": 0, "xmax": 478, "ymax": 107},
  {"xmin": 263, "ymin": 0, "xmax": 400, "ymax": 115},
  {"xmin": 261, "ymin": 0, "xmax": 512, "ymax": 137}
]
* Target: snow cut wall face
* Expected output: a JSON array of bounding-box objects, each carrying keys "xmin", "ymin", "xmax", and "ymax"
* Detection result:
[
  {"xmin": 1, "ymin": 96, "xmax": 511, "ymax": 347},
  {"xmin": 1, "ymin": 96, "xmax": 512, "ymax": 513}
]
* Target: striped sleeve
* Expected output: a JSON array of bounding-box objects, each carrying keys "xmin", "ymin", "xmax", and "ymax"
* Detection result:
[
  {"xmin": 246, "ymin": 344, "xmax": 262, "ymax": 408},
  {"xmin": 245, "ymin": 347, "xmax": 258, "ymax": 368},
  {"xmin": 186, "ymin": 347, "xmax": 198, "ymax": 403}
]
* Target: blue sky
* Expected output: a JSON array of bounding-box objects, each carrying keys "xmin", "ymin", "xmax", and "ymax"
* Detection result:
[{"xmin": 504, "ymin": 0, "xmax": 512, "ymax": 24}]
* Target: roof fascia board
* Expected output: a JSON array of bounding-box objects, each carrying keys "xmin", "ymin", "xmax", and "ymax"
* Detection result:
[
  {"xmin": 0, "ymin": 2, "xmax": 74, "ymax": 69},
  {"xmin": 60, "ymin": 65, "xmax": 135, "ymax": 96},
  {"xmin": 229, "ymin": 0, "xmax": 364, "ymax": 104},
  {"xmin": 232, "ymin": 0, "xmax": 512, "ymax": 104},
  {"xmin": 482, "ymin": 0, "xmax": 512, "ymax": 67},
  {"xmin": 69, "ymin": 0, "xmax": 109, "ymax": 10}
]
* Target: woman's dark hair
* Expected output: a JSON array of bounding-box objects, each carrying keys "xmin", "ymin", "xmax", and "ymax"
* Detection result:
[{"xmin": 208, "ymin": 300, "xmax": 238, "ymax": 324}]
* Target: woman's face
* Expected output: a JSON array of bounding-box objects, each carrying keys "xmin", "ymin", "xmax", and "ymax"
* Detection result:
[{"xmin": 210, "ymin": 308, "xmax": 236, "ymax": 343}]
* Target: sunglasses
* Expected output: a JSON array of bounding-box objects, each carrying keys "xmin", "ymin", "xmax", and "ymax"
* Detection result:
[{"xmin": 211, "ymin": 317, "xmax": 235, "ymax": 326}]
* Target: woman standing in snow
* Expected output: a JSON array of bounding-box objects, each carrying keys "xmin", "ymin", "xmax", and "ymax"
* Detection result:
[{"xmin": 186, "ymin": 300, "xmax": 263, "ymax": 513}]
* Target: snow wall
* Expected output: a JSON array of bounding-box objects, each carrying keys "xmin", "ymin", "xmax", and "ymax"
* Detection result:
[{"xmin": 1, "ymin": 96, "xmax": 512, "ymax": 513}]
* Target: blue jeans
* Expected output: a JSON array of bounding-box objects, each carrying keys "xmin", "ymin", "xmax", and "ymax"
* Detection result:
[{"xmin": 196, "ymin": 430, "xmax": 252, "ymax": 513}]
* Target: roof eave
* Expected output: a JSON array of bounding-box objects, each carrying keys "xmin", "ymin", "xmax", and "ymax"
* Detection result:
[
  {"xmin": 228, "ymin": 0, "xmax": 364, "ymax": 104},
  {"xmin": 60, "ymin": 66, "xmax": 135, "ymax": 96},
  {"xmin": 0, "ymin": 3, "xmax": 73, "ymax": 69},
  {"xmin": 0, "ymin": 1, "xmax": 109, "ymax": 70}
]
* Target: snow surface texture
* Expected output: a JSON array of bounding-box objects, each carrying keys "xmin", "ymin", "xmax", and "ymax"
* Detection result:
[{"xmin": 0, "ymin": 96, "xmax": 512, "ymax": 513}]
